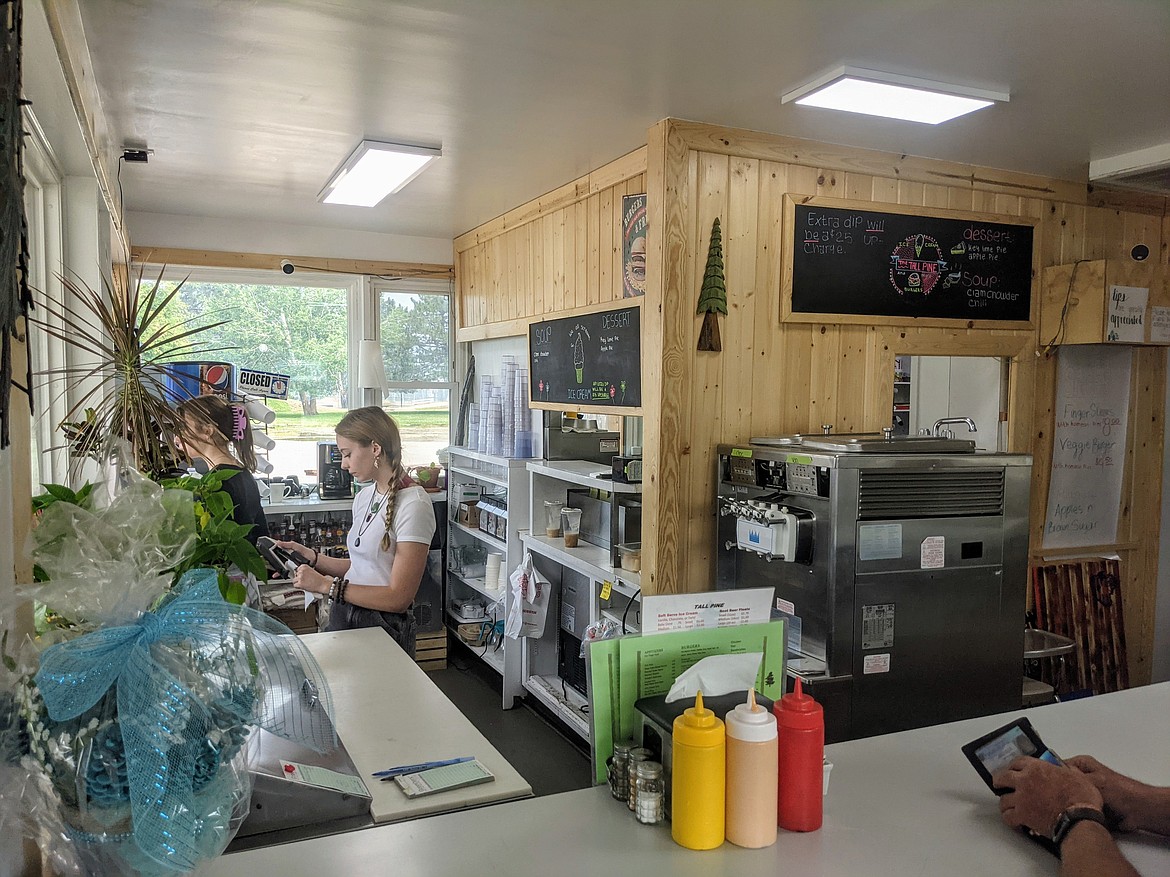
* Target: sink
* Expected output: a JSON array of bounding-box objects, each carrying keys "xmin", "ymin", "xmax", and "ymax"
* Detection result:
[{"xmin": 1023, "ymin": 629, "xmax": 1075, "ymax": 659}]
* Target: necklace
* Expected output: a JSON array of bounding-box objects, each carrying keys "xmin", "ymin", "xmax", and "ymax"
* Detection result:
[{"xmin": 354, "ymin": 485, "xmax": 389, "ymax": 547}]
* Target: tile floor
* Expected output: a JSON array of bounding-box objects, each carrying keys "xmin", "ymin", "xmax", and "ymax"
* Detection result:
[{"xmin": 429, "ymin": 644, "xmax": 593, "ymax": 797}]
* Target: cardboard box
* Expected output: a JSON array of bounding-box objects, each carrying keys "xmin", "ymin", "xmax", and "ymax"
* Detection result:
[{"xmin": 457, "ymin": 501, "xmax": 481, "ymax": 528}]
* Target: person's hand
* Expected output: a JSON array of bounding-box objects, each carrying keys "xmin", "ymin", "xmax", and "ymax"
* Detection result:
[
  {"xmin": 292, "ymin": 564, "xmax": 332, "ymax": 596},
  {"xmin": 993, "ymin": 757, "xmax": 1104, "ymax": 839},
  {"xmin": 274, "ymin": 539, "xmax": 312, "ymax": 560},
  {"xmin": 1066, "ymin": 755, "xmax": 1154, "ymax": 832}
]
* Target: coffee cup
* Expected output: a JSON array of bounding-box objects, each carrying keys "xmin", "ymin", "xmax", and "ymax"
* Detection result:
[
  {"xmin": 268, "ymin": 481, "xmax": 292, "ymax": 502},
  {"xmin": 561, "ymin": 507, "xmax": 583, "ymax": 548}
]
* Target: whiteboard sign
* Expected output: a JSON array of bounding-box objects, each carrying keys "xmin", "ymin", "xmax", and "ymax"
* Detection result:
[
  {"xmin": 1151, "ymin": 306, "xmax": 1170, "ymax": 344},
  {"xmin": 1043, "ymin": 346, "xmax": 1130, "ymax": 548}
]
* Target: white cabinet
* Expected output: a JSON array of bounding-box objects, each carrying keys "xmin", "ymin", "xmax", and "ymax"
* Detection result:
[
  {"xmin": 446, "ymin": 447, "xmax": 529, "ymax": 708},
  {"xmin": 520, "ymin": 460, "xmax": 642, "ymax": 740}
]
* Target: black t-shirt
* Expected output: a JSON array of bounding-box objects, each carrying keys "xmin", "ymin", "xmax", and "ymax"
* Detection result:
[{"xmin": 213, "ymin": 465, "xmax": 269, "ymax": 545}]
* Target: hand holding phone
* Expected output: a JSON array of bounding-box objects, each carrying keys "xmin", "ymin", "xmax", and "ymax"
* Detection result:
[{"xmin": 256, "ymin": 536, "xmax": 310, "ymax": 576}]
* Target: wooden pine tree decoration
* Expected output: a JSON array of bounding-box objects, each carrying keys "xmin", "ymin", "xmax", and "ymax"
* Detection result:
[{"xmin": 697, "ymin": 217, "xmax": 726, "ymax": 351}]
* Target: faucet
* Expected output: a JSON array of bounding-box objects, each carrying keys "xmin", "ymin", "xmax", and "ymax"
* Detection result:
[{"xmin": 933, "ymin": 417, "xmax": 977, "ymax": 437}]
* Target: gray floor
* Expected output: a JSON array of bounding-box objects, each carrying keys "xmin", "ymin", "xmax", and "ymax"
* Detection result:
[{"xmin": 429, "ymin": 641, "xmax": 594, "ymax": 797}]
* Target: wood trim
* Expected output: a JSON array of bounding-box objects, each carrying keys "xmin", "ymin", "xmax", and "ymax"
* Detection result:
[
  {"xmin": 453, "ymin": 147, "xmax": 648, "ymax": 253},
  {"xmin": 667, "ymin": 118, "xmax": 1088, "ymax": 205},
  {"xmin": 42, "ymin": 0, "xmax": 131, "ymax": 259},
  {"xmin": 131, "ymin": 247, "xmax": 453, "ymax": 279},
  {"xmin": 455, "ymin": 297, "xmax": 642, "ymax": 342}
]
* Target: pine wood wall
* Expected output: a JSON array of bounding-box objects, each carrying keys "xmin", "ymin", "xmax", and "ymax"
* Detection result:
[{"xmin": 454, "ymin": 119, "xmax": 1170, "ymax": 685}]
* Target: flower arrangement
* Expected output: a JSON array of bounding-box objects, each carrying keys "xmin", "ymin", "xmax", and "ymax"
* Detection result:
[{"xmin": 0, "ymin": 465, "xmax": 337, "ymax": 875}]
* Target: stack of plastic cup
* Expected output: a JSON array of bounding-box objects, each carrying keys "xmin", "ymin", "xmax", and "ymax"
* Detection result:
[
  {"xmin": 484, "ymin": 553, "xmax": 502, "ymax": 591},
  {"xmin": 467, "ymin": 403, "xmax": 480, "ymax": 451}
]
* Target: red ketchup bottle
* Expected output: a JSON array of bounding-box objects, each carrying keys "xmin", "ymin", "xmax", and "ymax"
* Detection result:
[{"xmin": 774, "ymin": 677, "xmax": 824, "ymax": 831}]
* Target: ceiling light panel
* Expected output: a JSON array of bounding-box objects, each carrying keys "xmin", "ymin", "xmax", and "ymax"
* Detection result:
[
  {"xmin": 782, "ymin": 66, "xmax": 1008, "ymax": 125},
  {"xmin": 319, "ymin": 140, "xmax": 441, "ymax": 207}
]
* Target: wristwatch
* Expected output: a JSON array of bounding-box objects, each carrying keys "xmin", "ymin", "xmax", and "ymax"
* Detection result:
[{"xmin": 1051, "ymin": 805, "xmax": 1108, "ymax": 847}]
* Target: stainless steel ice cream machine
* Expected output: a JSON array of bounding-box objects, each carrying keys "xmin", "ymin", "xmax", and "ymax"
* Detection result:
[{"xmin": 715, "ymin": 433, "xmax": 1032, "ymax": 743}]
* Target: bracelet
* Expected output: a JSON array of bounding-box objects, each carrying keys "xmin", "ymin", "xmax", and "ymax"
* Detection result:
[
  {"xmin": 339, "ymin": 579, "xmax": 349, "ymax": 606},
  {"xmin": 328, "ymin": 576, "xmax": 340, "ymax": 603},
  {"xmin": 312, "ymin": 548, "xmax": 320, "ymax": 569}
]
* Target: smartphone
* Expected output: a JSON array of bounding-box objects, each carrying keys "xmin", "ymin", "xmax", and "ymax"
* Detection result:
[{"xmin": 256, "ymin": 536, "xmax": 310, "ymax": 576}]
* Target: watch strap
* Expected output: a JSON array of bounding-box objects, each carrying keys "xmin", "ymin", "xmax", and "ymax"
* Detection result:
[{"xmin": 1051, "ymin": 805, "xmax": 1108, "ymax": 847}]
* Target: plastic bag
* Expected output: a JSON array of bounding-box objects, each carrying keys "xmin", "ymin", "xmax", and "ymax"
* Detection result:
[{"xmin": 504, "ymin": 551, "xmax": 552, "ymax": 639}]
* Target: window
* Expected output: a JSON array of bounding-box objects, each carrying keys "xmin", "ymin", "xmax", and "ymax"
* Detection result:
[
  {"xmin": 144, "ymin": 269, "xmax": 454, "ymax": 482},
  {"xmin": 374, "ymin": 283, "xmax": 454, "ymax": 467}
]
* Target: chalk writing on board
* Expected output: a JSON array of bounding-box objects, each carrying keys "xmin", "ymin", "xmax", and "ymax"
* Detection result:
[
  {"xmin": 789, "ymin": 200, "xmax": 1033, "ymax": 321},
  {"xmin": 1043, "ymin": 346, "xmax": 1132, "ymax": 549},
  {"xmin": 1106, "ymin": 285, "xmax": 1148, "ymax": 343},
  {"xmin": 529, "ymin": 306, "xmax": 641, "ymax": 409}
]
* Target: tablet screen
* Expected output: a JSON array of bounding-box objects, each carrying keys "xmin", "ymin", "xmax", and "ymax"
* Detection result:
[{"xmin": 974, "ymin": 724, "xmax": 1061, "ymax": 775}]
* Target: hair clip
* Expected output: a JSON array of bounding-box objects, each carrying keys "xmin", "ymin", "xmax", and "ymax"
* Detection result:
[{"xmin": 230, "ymin": 404, "xmax": 248, "ymax": 441}]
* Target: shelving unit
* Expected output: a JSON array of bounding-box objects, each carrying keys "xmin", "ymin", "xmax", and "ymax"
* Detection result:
[
  {"xmin": 446, "ymin": 447, "xmax": 531, "ymax": 708},
  {"xmin": 521, "ymin": 460, "xmax": 642, "ymax": 739}
]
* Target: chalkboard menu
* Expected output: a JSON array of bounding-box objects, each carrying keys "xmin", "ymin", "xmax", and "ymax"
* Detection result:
[
  {"xmin": 787, "ymin": 197, "xmax": 1035, "ymax": 322},
  {"xmin": 529, "ymin": 306, "xmax": 641, "ymax": 409}
]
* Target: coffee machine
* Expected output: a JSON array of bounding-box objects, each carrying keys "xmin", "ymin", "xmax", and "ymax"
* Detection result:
[{"xmin": 317, "ymin": 441, "xmax": 353, "ymax": 499}]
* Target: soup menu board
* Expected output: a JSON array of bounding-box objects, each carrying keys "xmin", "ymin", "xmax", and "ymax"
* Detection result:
[
  {"xmin": 786, "ymin": 197, "xmax": 1035, "ymax": 322},
  {"xmin": 529, "ymin": 305, "xmax": 641, "ymax": 410}
]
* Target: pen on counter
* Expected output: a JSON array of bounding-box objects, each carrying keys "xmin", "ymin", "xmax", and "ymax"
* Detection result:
[{"xmin": 373, "ymin": 756, "xmax": 475, "ymax": 779}]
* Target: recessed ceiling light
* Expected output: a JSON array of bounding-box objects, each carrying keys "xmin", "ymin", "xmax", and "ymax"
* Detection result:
[
  {"xmin": 782, "ymin": 66, "xmax": 1008, "ymax": 125},
  {"xmin": 318, "ymin": 140, "xmax": 441, "ymax": 207}
]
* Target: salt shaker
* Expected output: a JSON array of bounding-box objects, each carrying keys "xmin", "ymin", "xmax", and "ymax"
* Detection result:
[
  {"xmin": 627, "ymin": 747, "xmax": 652, "ymax": 812},
  {"xmin": 635, "ymin": 761, "xmax": 665, "ymax": 825}
]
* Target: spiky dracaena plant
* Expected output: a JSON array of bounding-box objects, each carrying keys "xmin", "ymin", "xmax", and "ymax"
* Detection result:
[{"xmin": 29, "ymin": 269, "xmax": 231, "ymax": 478}]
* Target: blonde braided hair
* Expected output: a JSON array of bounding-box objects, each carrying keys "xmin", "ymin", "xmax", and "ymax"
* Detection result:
[{"xmin": 335, "ymin": 406, "xmax": 407, "ymax": 552}]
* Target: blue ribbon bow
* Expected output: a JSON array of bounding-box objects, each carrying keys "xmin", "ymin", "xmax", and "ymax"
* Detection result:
[{"xmin": 35, "ymin": 569, "xmax": 335, "ymax": 872}]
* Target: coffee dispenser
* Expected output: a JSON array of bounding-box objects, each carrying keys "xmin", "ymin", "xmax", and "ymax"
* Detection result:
[{"xmin": 317, "ymin": 441, "xmax": 353, "ymax": 499}]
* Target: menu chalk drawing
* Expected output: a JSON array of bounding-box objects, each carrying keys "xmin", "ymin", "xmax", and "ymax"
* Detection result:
[
  {"xmin": 786, "ymin": 198, "xmax": 1035, "ymax": 322},
  {"xmin": 529, "ymin": 305, "xmax": 641, "ymax": 411}
]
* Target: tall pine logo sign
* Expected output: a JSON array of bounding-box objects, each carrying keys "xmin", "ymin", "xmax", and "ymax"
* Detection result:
[{"xmin": 697, "ymin": 217, "xmax": 727, "ymax": 352}]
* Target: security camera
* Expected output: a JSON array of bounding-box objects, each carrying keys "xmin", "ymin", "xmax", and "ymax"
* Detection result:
[{"xmin": 280, "ymin": 259, "xmax": 295, "ymax": 274}]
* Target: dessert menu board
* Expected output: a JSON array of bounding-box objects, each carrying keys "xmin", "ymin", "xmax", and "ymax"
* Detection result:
[
  {"xmin": 787, "ymin": 197, "xmax": 1035, "ymax": 322},
  {"xmin": 529, "ymin": 305, "xmax": 641, "ymax": 410}
]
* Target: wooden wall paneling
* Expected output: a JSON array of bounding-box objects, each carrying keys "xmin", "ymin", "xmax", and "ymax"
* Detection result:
[
  {"xmin": 871, "ymin": 176, "xmax": 899, "ymax": 204},
  {"xmin": 688, "ymin": 151, "xmax": 731, "ymax": 590},
  {"xmin": 807, "ymin": 325, "xmax": 842, "ymax": 433},
  {"xmin": 750, "ymin": 161, "xmax": 788, "ymax": 440},
  {"xmin": 897, "ymin": 179, "xmax": 925, "ymax": 206},
  {"xmin": 923, "ymin": 183, "xmax": 950, "ymax": 209},
  {"xmin": 532, "ymin": 217, "xmax": 546, "ymax": 318},
  {"xmin": 723, "ymin": 157, "xmax": 760, "ymax": 438},
  {"xmin": 948, "ymin": 187, "xmax": 976, "ymax": 212},
  {"xmin": 574, "ymin": 199, "xmax": 587, "ymax": 309},
  {"xmin": 835, "ymin": 326, "xmax": 869, "ymax": 433},
  {"xmin": 598, "ymin": 188, "xmax": 614, "ymax": 302},
  {"xmin": 864, "ymin": 326, "xmax": 894, "ymax": 430},
  {"xmin": 844, "ymin": 172, "xmax": 873, "ymax": 203},
  {"xmin": 544, "ymin": 213, "xmax": 559, "ymax": 315},
  {"xmin": 586, "ymin": 193, "xmax": 601, "ymax": 306}
]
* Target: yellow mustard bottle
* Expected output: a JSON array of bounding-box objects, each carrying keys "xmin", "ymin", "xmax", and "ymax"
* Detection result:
[{"xmin": 671, "ymin": 690, "xmax": 726, "ymax": 850}]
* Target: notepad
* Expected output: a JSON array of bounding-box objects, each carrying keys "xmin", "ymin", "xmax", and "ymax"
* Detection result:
[{"xmin": 394, "ymin": 758, "xmax": 495, "ymax": 798}]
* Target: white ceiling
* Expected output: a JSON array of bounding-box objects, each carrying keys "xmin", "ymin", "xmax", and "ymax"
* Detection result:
[{"xmin": 64, "ymin": 0, "xmax": 1170, "ymax": 243}]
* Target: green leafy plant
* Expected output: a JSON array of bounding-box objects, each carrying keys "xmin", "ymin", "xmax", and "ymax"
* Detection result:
[
  {"xmin": 29, "ymin": 268, "xmax": 231, "ymax": 478},
  {"xmin": 32, "ymin": 470, "xmax": 266, "ymax": 607},
  {"xmin": 160, "ymin": 469, "xmax": 268, "ymax": 604}
]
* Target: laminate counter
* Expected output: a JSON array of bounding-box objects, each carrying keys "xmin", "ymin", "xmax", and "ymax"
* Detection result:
[{"xmin": 204, "ymin": 681, "xmax": 1169, "ymax": 876}]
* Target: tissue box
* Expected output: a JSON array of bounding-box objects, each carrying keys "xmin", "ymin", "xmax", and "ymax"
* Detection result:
[{"xmin": 634, "ymin": 690, "xmax": 773, "ymax": 817}]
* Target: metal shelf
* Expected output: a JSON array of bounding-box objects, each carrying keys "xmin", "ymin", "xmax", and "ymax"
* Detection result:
[
  {"xmin": 526, "ymin": 460, "xmax": 641, "ymax": 494},
  {"xmin": 449, "ymin": 569, "xmax": 506, "ymax": 604},
  {"xmin": 451, "ymin": 520, "xmax": 508, "ymax": 552},
  {"xmin": 523, "ymin": 674, "xmax": 590, "ymax": 740}
]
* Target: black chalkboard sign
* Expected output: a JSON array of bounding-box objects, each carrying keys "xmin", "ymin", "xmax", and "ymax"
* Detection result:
[
  {"xmin": 787, "ymin": 197, "xmax": 1035, "ymax": 322},
  {"xmin": 529, "ymin": 306, "xmax": 641, "ymax": 409}
]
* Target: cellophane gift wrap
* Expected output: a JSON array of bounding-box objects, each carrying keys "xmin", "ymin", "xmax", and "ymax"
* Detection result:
[{"xmin": 0, "ymin": 469, "xmax": 339, "ymax": 875}]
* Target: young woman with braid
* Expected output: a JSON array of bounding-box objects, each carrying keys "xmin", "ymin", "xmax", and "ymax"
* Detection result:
[{"xmin": 277, "ymin": 406, "xmax": 436, "ymax": 656}]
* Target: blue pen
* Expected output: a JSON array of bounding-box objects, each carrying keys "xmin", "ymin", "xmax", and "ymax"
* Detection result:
[{"xmin": 373, "ymin": 756, "xmax": 474, "ymax": 779}]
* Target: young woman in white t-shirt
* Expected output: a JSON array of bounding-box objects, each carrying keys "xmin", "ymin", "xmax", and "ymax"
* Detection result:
[{"xmin": 278, "ymin": 407, "xmax": 437, "ymax": 656}]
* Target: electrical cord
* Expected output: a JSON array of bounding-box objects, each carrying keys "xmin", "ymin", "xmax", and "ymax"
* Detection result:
[
  {"xmin": 1041, "ymin": 258, "xmax": 1090, "ymax": 357},
  {"xmin": 621, "ymin": 588, "xmax": 641, "ymax": 634}
]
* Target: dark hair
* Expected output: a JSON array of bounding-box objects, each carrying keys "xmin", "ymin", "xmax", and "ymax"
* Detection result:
[
  {"xmin": 336, "ymin": 406, "xmax": 405, "ymax": 551},
  {"xmin": 176, "ymin": 395, "xmax": 258, "ymax": 471}
]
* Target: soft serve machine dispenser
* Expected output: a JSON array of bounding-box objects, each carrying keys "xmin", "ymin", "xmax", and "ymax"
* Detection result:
[{"xmin": 716, "ymin": 431, "xmax": 1031, "ymax": 742}]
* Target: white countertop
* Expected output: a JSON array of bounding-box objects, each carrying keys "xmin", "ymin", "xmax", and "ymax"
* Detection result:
[
  {"xmin": 203, "ymin": 681, "xmax": 1169, "ymax": 876},
  {"xmin": 297, "ymin": 628, "xmax": 531, "ymax": 823}
]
